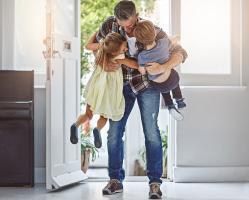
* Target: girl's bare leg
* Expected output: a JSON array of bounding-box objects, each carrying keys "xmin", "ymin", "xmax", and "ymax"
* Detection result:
[
  {"xmin": 96, "ymin": 116, "xmax": 108, "ymax": 130},
  {"xmin": 70, "ymin": 104, "xmax": 93, "ymax": 144},
  {"xmin": 75, "ymin": 104, "xmax": 93, "ymax": 127}
]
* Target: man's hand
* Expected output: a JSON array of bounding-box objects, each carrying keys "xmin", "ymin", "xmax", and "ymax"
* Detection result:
[
  {"xmin": 146, "ymin": 62, "xmax": 164, "ymax": 75},
  {"xmin": 104, "ymin": 61, "xmax": 119, "ymax": 72}
]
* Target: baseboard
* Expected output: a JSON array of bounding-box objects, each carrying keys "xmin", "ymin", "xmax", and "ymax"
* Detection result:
[
  {"xmin": 174, "ymin": 166, "xmax": 249, "ymax": 183},
  {"xmin": 35, "ymin": 167, "xmax": 46, "ymax": 183}
]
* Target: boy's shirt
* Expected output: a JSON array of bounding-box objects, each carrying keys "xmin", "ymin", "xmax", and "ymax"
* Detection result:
[{"xmin": 138, "ymin": 38, "xmax": 171, "ymax": 81}]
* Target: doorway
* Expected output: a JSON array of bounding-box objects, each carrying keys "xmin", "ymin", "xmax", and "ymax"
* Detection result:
[{"xmin": 80, "ymin": 0, "xmax": 172, "ymax": 181}]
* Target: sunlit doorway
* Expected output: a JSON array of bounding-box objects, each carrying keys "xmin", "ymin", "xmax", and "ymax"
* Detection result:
[{"xmin": 80, "ymin": 0, "xmax": 171, "ymax": 181}]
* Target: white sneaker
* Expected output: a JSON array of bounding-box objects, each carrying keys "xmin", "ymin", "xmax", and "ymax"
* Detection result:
[{"xmin": 169, "ymin": 107, "xmax": 184, "ymax": 121}]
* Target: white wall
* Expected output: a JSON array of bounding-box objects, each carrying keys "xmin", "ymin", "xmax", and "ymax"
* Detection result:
[
  {"xmin": 173, "ymin": 0, "xmax": 249, "ymax": 182},
  {"xmin": 14, "ymin": 0, "xmax": 47, "ymax": 182},
  {"xmin": 34, "ymin": 88, "xmax": 46, "ymax": 183},
  {"xmin": 1, "ymin": 0, "xmax": 15, "ymax": 69}
]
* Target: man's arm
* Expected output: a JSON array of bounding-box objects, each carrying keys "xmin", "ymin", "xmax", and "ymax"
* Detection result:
[
  {"xmin": 85, "ymin": 31, "xmax": 99, "ymax": 51},
  {"xmin": 146, "ymin": 53, "xmax": 184, "ymax": 75},
  {"xmin": 96, "ymin": 16, "xmax": 115, "ymax": 42},
  {"xmin": 146, "ymin": 28, "xmax": 188, "ymax": 75}
]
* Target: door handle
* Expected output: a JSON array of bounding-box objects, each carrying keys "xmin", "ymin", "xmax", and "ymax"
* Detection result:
[
  {"xmin": 42, "ymin": 49, "xmax": 61, "ymax": 59},
  {"xmin": 52, "ymin": 50, "xmax": 62, "ymax": 58}
]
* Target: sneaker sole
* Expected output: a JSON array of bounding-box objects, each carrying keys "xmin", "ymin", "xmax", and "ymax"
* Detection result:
[
  {"xmin": 149, "ymin": 193, "xmax": 162, "ymax": 199},
  {"xmin": 70, "ymin": 125, "xmax": 78, "ymax": 144},
  {"xmin": 102, "ymin": 189, "xmax": 123, "ymax": 195},
  {"xmin": 93, "ymin": 128, "xmax": 102, "ymax": 148},
  {"xmin": 170, "ymin": 109, "xmax": 184, "ymax": 121},
  {"xmin": 178, "ymin": 105, "xmax": 186, "ymax": 110}
]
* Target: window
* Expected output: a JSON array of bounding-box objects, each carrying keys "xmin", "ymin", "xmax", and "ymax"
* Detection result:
[
  {"xmin": 172, "ymin": 0, "xmax": 242, "ymax": 86},
  {"xmin": 54, "ymin": 0, "xmax": 76, "ymax": 37},
  {"xmin": 139, "ymin": 0, "xmax": 170, "ymax": 34},
  {"xmin": 15, "ymin": 0, "xmax": 46, "ymax": 73}
]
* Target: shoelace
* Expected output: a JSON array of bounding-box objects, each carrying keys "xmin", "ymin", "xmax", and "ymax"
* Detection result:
[
  {"xmin": 150, "ymin": 183, "xmax": 160, "ymax": 193},
  {"xmin": 105, "ymin": 179, "xmax": 120, "ymax": 190}
]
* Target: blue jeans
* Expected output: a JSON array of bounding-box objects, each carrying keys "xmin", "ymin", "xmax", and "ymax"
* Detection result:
[{"xmin": 107, "ymin": 84, "xmax": 163, "ymax": 184}]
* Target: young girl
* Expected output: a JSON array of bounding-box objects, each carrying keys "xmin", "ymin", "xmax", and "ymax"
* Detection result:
[
  {"xmin": 134, "ymin": 20, "xmax": 186, "ymax": 120},
  {"xmin": 70, "ymin": 32, "xmax": 138, "ymax": 148}
]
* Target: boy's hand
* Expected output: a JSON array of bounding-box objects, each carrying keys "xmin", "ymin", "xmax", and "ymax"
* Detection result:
[{"xmin": 138, "ymin": 66, "xmax": 146, "ymax": 75}]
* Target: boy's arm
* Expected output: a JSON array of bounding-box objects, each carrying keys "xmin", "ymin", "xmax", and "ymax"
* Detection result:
[{"xmin": 115, "ymin": 58, "xmax": 139, "ymax": 69}]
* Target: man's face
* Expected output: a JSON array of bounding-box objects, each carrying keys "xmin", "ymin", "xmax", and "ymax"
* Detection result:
[{"xmin": 117, "ymin": 14, "xmax": 138, "ymax": 34}]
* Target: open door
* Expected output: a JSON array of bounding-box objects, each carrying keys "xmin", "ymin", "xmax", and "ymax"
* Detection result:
[{"xmin": 45, "ymin": 0, "xmax": 87, "ymax": 190}]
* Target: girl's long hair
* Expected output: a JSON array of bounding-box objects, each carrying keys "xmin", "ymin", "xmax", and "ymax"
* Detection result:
[{"xmin": 95, "ymin": 32, "xmax": 126, "ymax": 71}]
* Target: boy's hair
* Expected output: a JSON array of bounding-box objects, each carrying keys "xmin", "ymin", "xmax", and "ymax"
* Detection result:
[
  {"xmin": 95, "ymin": 32, "xmax": 126, "ymax": 71},
  {"xmin": 134, "ymin": 20, "xmax": 156, "ymax": 46},
  {"xmin": 114, "ymin": 0, "xmax": 136, "ymax": 20}
]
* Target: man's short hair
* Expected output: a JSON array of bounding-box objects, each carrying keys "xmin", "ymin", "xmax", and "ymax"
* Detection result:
[{"xmin": 114, "ymin": 1, "xmax": 136, "ymax": 21}]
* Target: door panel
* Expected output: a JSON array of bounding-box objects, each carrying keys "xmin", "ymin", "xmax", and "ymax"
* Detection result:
[{"xmin": 45, "ymin": 0, "xmax": 87, "ymax": 190}]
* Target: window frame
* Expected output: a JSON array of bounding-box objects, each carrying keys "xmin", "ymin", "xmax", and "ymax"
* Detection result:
[{"xmin": 170, "ymin": 0, "xmax": 243, "ymax": 86}]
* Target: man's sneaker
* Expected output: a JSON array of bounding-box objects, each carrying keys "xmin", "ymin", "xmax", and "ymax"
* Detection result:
[
  {"xmin": 176, "ymin": 98, "xmax": 186, "ymax": 110},
  {"xmin": 149, "ymin": 182, "xmax": 162, "ymax": 199},
  {"xmin": 169, "ymin": 107, "xmax": 184, "ymax": 121},
  {"xmin": 70, "ymin": 123, "xmax": 78, "ymax": 144},
  {"xmin": 102, "ymin": 179, "xmax": 123, "ymax": 195},
  {"xmin": 93, "ymin": 127, "xmax": 102, "ymax": 148}
]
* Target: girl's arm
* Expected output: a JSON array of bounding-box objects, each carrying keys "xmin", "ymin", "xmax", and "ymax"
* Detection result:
[
  {"xmin": 85, "ymin": 32, "xmax": 99, "ymax": 51},
  {"xmin": 115, "ymin": 58, "xmax": 139, "ymax": 69}
]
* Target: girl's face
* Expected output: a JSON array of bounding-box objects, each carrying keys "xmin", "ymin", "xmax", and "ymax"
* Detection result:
[{"xmin": 113, "ymin": 41, "xmax": 128, "ymax": 57}]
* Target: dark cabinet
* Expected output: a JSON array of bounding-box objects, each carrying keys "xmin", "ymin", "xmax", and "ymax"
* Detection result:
[{"xmin": 0, "ymin": 71, "xmax": 34, "ymax": 187}]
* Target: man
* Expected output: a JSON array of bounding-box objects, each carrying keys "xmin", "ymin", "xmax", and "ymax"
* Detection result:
[{"xmin": 88, "ymin": 1, "xmax": 187, "ymax": 199}]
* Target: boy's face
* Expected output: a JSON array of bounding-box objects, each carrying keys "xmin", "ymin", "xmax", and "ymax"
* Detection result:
[{"xmin": 117, "ymin": 14, "xmax": 138, "ymax": 34}]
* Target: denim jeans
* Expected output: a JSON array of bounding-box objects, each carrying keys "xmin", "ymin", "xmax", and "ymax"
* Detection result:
[{"xmin": 107, "ymin": 84, "xmax": 163, "ymax": 184}]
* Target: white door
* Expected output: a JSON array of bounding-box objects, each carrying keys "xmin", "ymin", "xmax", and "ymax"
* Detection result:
[{"xmin": 45, "ymin": 0, "xmax": 87, "ymax": 190}]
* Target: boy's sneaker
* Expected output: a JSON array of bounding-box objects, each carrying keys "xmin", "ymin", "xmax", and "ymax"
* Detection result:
[
  {"xmin": 102, "ymin": 179, "xmax": 123, "ymax": 195},
  {"xmin": 176, "ymin": 98, "xmax": 186, "ymax": 110},
  {"xmin": 70, "ymin": 123, "xmax": 78, "ymax": 144},
  {"xmin": 169, "ymin": 107, "xmax": 184, "ymax": 121},
  {"xmin": 149, "ymin": 182, "xmax": 162, "ymax": 199},
  {"xmin": 93, "ymin": 127, "xmax": 102, "ymax": 148}
]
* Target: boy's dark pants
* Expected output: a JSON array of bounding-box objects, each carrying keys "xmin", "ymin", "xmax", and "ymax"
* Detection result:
[{"xmin": 150, "ymin": 69, "xmax": 183, "ymax": 107}]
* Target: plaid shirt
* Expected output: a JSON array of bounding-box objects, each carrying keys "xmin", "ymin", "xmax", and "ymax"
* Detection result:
[{"xmin": 96, "ymin": 16, "xmax": 187, "ymax": 94}]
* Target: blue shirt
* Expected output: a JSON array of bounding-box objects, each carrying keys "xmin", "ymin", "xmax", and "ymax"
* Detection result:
[{"xmin": 138, "ymin": 38, "xmax": 170, "ymax": 80}]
